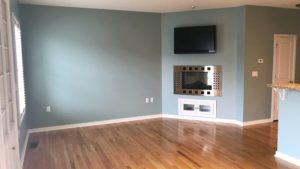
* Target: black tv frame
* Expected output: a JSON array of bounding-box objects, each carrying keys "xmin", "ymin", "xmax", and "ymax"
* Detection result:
[{"xmin": 174, "ymin": 25, "xmax": 217, "ymax": 54}]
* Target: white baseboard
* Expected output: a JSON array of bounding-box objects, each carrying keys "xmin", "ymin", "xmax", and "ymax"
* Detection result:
[
  {"xmin": 162, "ymin": 114, "xmax": 244, "ymax": 126},
  {"xmin": 275, "ymin": 151, "xmax": 300, "ymax": 166},
  {"xmin": 26, "ymin": 115, "xmax": 274, "ymax": 134},
  {"xmin": 243, "ymin": 118, "xmax": 273, "ymax": 126},
  {"xmin": 26, "ymin": 113, "xmax": 274, "ymax": 134},
  {"xmin": 20, "ymin": 131, "xmax": 30, "ymax": 169},
  {"xmin": 162, "ymin": 114, "xmax": 273, "ymax": 126},
  {"xmin": 28, "ymin": 114, "xmax": 162, "ymax": 133}
]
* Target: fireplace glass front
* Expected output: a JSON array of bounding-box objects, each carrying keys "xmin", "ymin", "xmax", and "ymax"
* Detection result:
[{"xmin": 182, "ymin": 72, "xmax": 212, "ymax": 90}]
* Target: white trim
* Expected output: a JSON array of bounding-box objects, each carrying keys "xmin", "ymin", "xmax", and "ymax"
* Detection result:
[
  {"xmin": 162, "ymin": 114, "xmax": 273, "ymax": 126},
  {"xmin": 242, "ymin": 118, "xmax": 273, "ymax": 126},
  {"xmin": 28, "ymin": 114, "xmax": 162, "ymax": 133},
  {"xmin": 275, "ymin": 151, "xmax": 300, "ymax": 167},
  {"xmin": 162, "ymin": 114, "xmax": 243, "ymax": 126},
  {"xmin": 20, "ymin": 131, "xmax": 30, "ymax": 169},
  {"xmin": 25, "ymin": 115, "xmax": 274, "ymax": 134}
]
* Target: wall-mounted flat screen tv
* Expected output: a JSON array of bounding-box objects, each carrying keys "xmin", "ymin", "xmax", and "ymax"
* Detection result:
[{"xmin": 174, "ymin": 25, "xmax": 216, "ymax": 54}]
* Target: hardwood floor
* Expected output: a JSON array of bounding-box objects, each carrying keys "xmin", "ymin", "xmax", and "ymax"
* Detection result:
[{"xmin": 23, "ymin": 118, "xmax": 300, "ymax": 169}]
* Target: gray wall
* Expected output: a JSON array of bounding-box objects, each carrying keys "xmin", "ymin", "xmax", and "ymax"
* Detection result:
[
  {"xmin": 243, "ymin": 6, "xmax": 300, "ymax": 121},
  {"xmin": 161, "ymin": 7, "xmax": 245, "ymax": 120},
  {"xmin": 236, "ymin": 7, "xmax": 246, "ymax": 121},
  {"xmin": 21, "ymin": 5, "xmax": 162, "ymax": 128}
]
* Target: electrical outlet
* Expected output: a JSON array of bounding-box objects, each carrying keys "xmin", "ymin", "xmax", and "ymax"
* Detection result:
[
  {"xmin": 252, "ymin": 71, "xmax": 258, "ymax": 77},
  {"xmin": 145, "ymin": 98, "xmax": 149, "ymax": 103},
  {"xmin": 150, "ymin": 97, "xmax": 154, "ymax": 103},
  {"xmin": 46, "ymin": 106, "xmax": 51, "ymax": 112}
]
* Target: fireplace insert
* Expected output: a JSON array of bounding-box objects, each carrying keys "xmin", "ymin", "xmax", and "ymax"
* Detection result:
[{"xmin": 174, "ymin": 65, "xmax": 222, "ymax": 96}]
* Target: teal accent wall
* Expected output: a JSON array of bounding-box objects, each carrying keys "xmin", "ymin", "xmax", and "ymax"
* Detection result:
[
  {"xmin": 243, "ymin": 6, "xmax": 300, "ymax": 121},
  {"xmin": 161, "ymin": 7, "xmax": 245, "ymax": 120},
  {"xmin": 278, "ymin": 91, "xmax": 300, "ymax": 160},
  {"xmin": 21, "ymin": 5, "xmax": 162, "ymax": 128}
]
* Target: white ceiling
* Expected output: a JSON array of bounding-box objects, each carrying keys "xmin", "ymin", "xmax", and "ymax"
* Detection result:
[{"xmin": 18, "ymin": 0, "xmax": 300, "ymax": 13}]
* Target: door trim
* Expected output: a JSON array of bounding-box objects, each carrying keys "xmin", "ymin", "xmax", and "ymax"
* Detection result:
[{"xmin": 271, "ymin": 34, "xmax": 297, "ymax": 121}]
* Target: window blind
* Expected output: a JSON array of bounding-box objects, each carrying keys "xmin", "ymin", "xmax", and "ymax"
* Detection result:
[{"xmin": 13, "ymin": 19, "xmax": 26, "ymax": 116}]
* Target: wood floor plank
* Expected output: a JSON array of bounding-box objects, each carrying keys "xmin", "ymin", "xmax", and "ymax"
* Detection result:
[{"xmin": 23, "ymin": 118, "xmax": 300, "ymax": 169}]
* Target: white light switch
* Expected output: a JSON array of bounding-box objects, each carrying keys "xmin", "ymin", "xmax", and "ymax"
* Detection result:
[
  {"xmin": 252, "ymin": 71, "xmax": 258, "ymax": 77},
  {"xmin": 150, "ymin": 97, "xmax": 154, "ymax": 103},
  {"xmin": 46, "ymin": 106, "xmax": 51, "ymax": 112},
  {"xmin": 145, "ymin": 98, "xmax": 149, "ymax": 103}
]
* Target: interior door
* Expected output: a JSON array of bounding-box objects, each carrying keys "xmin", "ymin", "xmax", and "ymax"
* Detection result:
[
  {"xmin": 271, "ymin": 34, "xmax": 297, "ymax": 120},
  {"xmin": 0, "ymin": 0, "xmax": 20, "ymax": 168}
]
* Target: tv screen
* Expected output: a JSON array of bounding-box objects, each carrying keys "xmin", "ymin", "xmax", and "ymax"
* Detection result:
[{"xmin": 174, "ymin": 25, "xmax": 216, "ymax": 54}]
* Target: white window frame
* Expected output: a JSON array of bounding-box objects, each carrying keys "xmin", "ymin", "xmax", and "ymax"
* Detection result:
[{"xmin": 12, "ymin": 13, "xmax": 26, "ymax": 124}]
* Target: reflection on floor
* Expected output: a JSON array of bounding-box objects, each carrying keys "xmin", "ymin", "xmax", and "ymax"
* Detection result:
[{"xmin": 23, "ymin": 118, "xmax": 300, "ymax": 169}]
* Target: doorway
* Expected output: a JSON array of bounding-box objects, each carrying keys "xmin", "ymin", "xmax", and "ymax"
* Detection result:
[{"xmin": 271, "ymin": 34, "xmax": 297, "ymax": 121}]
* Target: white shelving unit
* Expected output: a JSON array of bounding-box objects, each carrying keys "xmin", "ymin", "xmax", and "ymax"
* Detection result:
[{"xmin": 178, "ymin": 98, "xmax": 216, "ymax": 118}]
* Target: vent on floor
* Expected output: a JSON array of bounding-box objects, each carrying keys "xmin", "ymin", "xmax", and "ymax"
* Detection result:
[{"xmin": 29, "ymin": 141, "xmax": 39, "ymax": 149}]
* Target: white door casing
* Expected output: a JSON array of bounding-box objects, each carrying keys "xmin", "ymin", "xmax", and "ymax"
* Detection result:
[
  {"xmin": 0, "ymin": 0, "xmax": 20, "ymax": 168},
  {"xmin": 271, "ymin": 34, "xmax": 297, "ymax": 121}
]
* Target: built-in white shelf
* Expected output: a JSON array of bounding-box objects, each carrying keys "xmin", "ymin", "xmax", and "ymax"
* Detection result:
[{"xmin": 178, "ymin": 98, "xmax": 216, "ymax": 118}]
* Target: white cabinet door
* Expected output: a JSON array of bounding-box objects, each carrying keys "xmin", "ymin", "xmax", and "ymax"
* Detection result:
[{"xmin": 178, "ymin": 99, "xmax": 216, "ymax": 118}]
